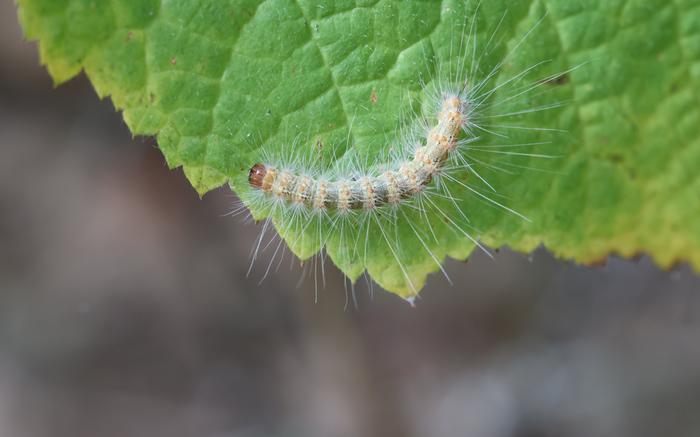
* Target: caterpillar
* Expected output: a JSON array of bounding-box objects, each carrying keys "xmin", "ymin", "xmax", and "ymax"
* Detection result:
[
  {"xmin": 236, "ymin": 4, "xmax": 575, "ymax": 304},
  {"xmin": 248, "ymin": 94, "xmax": 467, "ymax": 212}
]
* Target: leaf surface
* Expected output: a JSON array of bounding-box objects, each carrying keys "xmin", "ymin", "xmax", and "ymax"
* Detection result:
[{"xmin": 17, "ymin": 0, "xmax": 700, "ymax": 297}]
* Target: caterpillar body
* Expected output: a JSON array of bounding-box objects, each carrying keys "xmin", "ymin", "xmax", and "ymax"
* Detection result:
[{"xmin": 248, "ymin": 95, "xmax": 467, "ymax": 212}]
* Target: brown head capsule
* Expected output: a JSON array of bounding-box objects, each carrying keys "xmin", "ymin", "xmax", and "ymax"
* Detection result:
[{"xmin": 248, "ymin": 163, "xmax": 267, "ymax": 189}]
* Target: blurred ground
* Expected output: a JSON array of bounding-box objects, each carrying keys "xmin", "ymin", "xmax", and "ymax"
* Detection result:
[{"xmin": 2, "ymin": 4, "xmax": 700, "ymax": 437}]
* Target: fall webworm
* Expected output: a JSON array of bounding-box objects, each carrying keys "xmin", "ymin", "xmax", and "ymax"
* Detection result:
[{"xmin": 234, "ymin": 2, "xmax": 577, "ymax": 303}]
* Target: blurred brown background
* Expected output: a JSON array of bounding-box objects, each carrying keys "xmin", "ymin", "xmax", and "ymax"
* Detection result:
[{"xmin": 2, "ymin": 3, "xmax": 700, "ymax": 437}]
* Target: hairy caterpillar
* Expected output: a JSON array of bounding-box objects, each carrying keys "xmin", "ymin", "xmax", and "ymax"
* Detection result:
[
  {"xmin": 236, "ymin": 4, "xmax": 575, "ymax": 303},
  {"xmin": 248, "ymin": 94, "xmax": 467, "ymax": 212}
]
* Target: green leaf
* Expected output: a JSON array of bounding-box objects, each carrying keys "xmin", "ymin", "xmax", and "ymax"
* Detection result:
[{"xmin": 17, "ymin": 0, "xmax": 700, "ymax": 298}]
